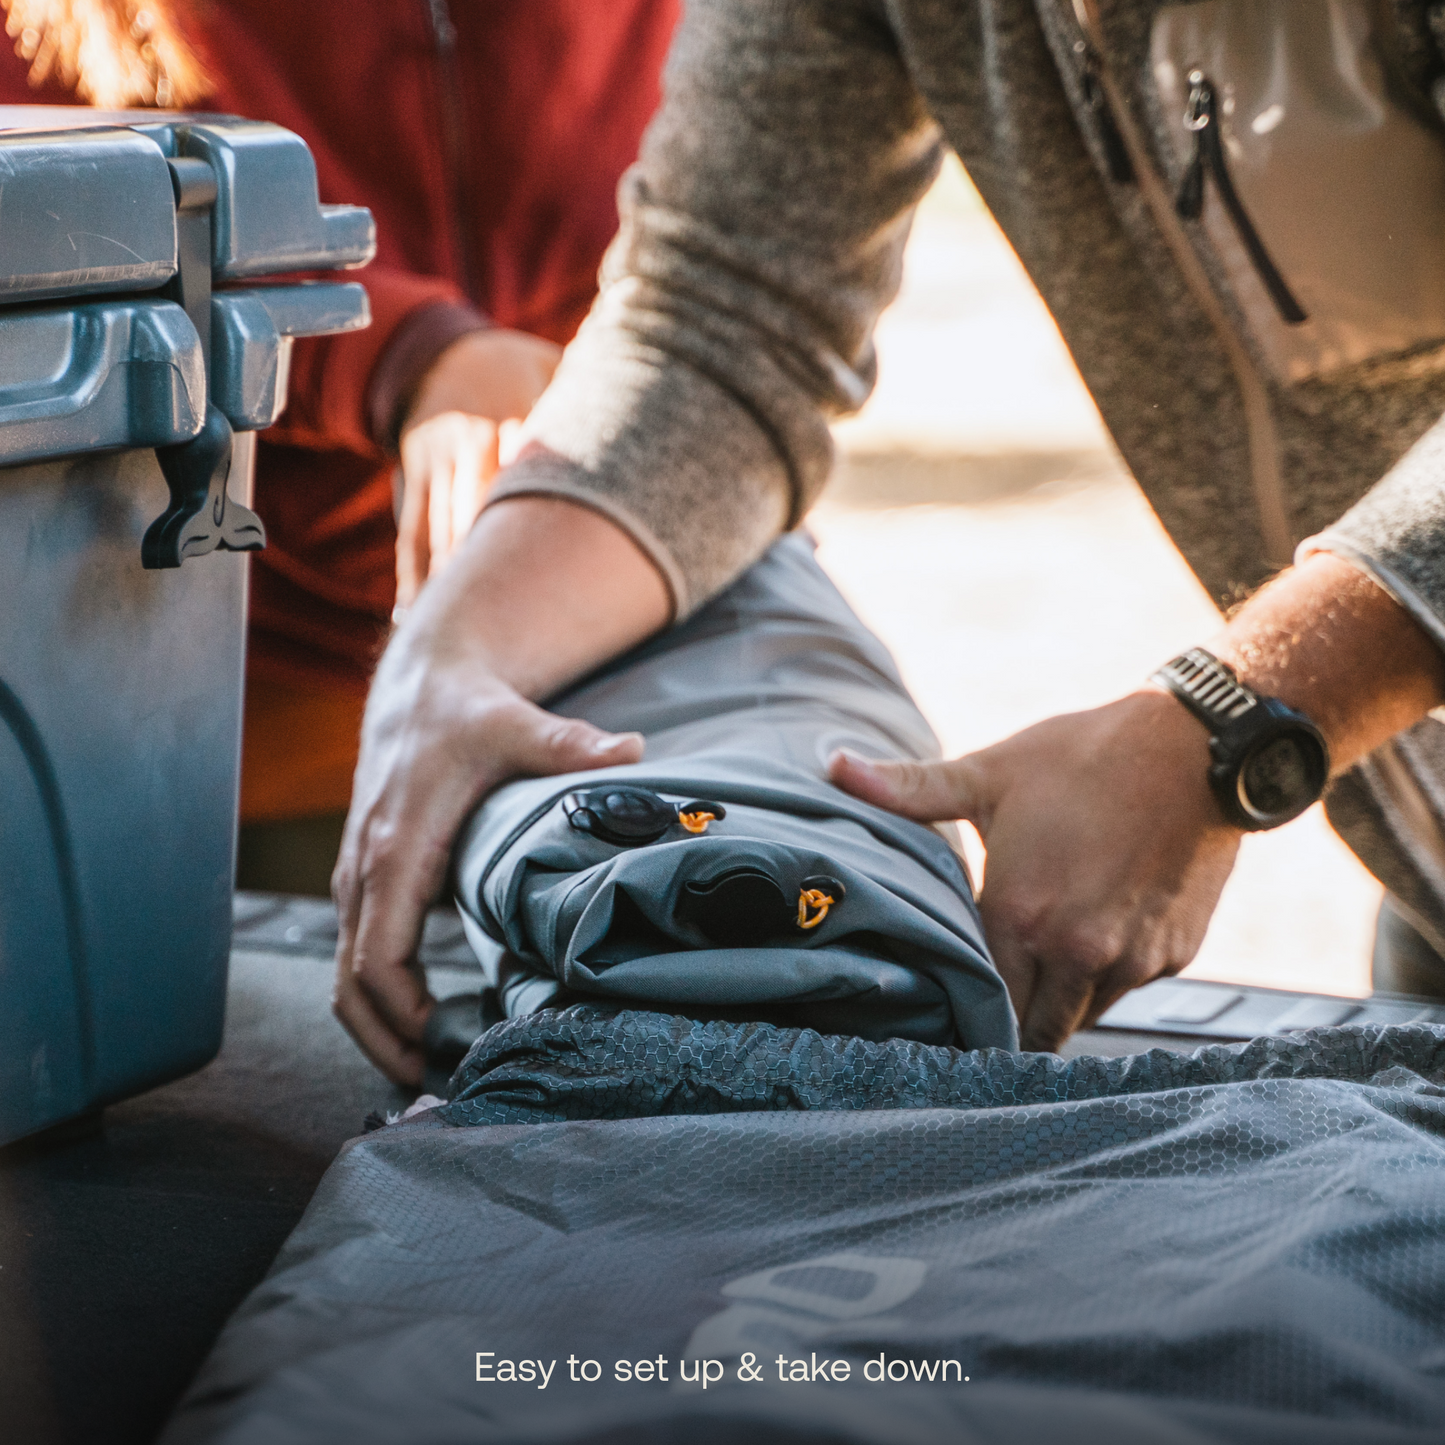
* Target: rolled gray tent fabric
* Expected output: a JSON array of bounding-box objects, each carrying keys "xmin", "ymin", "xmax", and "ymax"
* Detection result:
[{"xmin": 452, "ymin": 533, "xmax": 1018, "ymax": 1052}]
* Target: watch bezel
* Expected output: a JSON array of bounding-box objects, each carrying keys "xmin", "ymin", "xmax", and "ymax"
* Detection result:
[
  {"xmin": 1206, "ymin": 698, "xmax": 1330, "ymax": 829},
  {"xmin": 1152, "ymin": 650, "xmax": 1331, "ymax": 831}
]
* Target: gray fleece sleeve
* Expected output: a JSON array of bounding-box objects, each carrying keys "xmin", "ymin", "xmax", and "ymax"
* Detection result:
[
  {"xmin": 1305, "ymin": 412, "xmax": 1445, "ymax": 652},
  {"xmin": 486, "ymin": 0, "xmax": 943, "ymax": 618}
]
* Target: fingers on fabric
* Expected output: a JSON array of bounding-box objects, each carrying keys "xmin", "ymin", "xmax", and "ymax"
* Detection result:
[
  {"xmin": 332, "ymin": 963, "xmax": 430, "ymax": 1088},
  {"xmin": 828, "ymin": 748, "xmax": 987, "ymax": 825},
  {"xmin": 1019, "ymin": 944, "xmax": 1189, "ymax": 1052},
  {"xmin": 1018, "ymin": 966, "xmax": 1099, "ymax": 1054},
  {"xmin": 995, "ymin": 905, "xmax": 1189, "ymax": 1052},
  {"xmin": 329, "ymin": 700, "xmax": 477, "ymax": 1085},
  {"xmin": 330, "ymin": 698, "xmax": 642, "ymax": 1085},
  {"xmin": 332, "ymin": 921, "xmax": 429, "ymax": 1088},
  {"xmin": 332, "ymin": 817, "xmax": 444, "ymax": 1088},
  {"xmin": 979, "ymin": 875, "xmax": 1133, "ymax": 1052},
  {"xmin": 332, "ymin": 741, "xmax": 495, "ymax": 1086},
  {"xmin": 503, "ymin": 708, "xmax": 645, "ymax": 777},
  {"xmin": 988, "ymin": 933, "xmax": 1038, "ymax": 1035},
  {"xmin": 992, "ymin": 923, "xmax": 1130, "ymax": 1054}
]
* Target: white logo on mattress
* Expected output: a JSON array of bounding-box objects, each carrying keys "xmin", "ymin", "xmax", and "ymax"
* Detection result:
[{"xmin": 683, "ymin": 1252, "xmax": 927, "ymax": 1365}]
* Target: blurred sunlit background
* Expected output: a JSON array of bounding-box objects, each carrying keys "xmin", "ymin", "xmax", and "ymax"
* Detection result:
[{"xmin": 810, "ymin": 155, "xmax": 1381, "ymax": 999}]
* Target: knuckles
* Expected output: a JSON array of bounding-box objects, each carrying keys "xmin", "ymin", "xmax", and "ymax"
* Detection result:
[
  {"xmin": 988, "ymin": 893, "xmax": 1130, "ymax": 980},
  {"xmin": 1052, "ymin": 922, "xmax": 1129, "ymax": 978}
]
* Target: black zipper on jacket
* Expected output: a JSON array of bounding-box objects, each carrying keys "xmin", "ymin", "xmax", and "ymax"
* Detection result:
[
  {"xmin": 1066, "ymin": 0, "xmax": 1294, "ymax": 566},
  {"xmin": 1175, "ymin": 70, "xmax": 1306, "ymax": 325},
  {"xmin": 1074, "ymin": 38, "xmax": 1134, "ymax": 184},
  {"xmin": 426, "ymin": 0, "xmax": 479, "ymax": 301}
]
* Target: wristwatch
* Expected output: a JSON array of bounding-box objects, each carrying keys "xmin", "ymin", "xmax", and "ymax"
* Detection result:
[{"xmin": 1150, "ymin": 647, "xmax": 1330, "ymax": 831}]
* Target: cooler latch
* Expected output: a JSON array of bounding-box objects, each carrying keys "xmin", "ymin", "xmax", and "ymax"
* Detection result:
[{"xmin": 142, "ymin": 155, "xmax": 266, "ymax": 570}]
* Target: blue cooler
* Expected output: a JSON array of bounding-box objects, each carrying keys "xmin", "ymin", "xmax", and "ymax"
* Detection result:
[{"xmin": 0, "ymin": 110, "xmax": 374, "ymax": 1145}]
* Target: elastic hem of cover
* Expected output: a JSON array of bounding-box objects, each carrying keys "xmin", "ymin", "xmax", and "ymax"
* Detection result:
[
  {"xmin": 365, "ymin": 297, "xmax": 492, "ymax": 452},
  {"xmin": 1298, "ymin": 532, "xmax": 1445, "ymax": 657},
  {"xmin": 484, "ymin": 470, "xmax": 688, "ymax": 620}
]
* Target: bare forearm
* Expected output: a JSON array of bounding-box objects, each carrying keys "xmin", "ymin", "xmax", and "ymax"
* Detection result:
[
  {"xmin": 1204, "ymin": 552, "xmax": 1445, "ymax": 772},
  {"xmin": 337, "ymin": 494, "xmax": 663, "ymax": 1084},
  {"xmin": 390, "ymin": 494, "xmax": 671, "ymax": 703}
]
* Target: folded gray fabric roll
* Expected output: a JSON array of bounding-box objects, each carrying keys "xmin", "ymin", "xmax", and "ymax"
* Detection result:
[{"xmin": 453, "ymin": 533, "xmax": 1017, "ymax": 1051}]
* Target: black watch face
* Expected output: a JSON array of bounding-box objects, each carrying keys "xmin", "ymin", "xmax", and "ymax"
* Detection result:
[{"xmin": 1238, "ymin": 732, "xmax": 1320, "ymax": 823}]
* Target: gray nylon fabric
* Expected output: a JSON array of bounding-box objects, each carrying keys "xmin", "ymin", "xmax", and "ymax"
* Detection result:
[
  {"xmin": 453, "ymin": 534, "xmax": 1016, "ymax": 1052},
  {"xmin": 165, "ymin": 1014, "xmax": 1445, "ymax": 1444},
  {"xmin": 438, "ymin": 1003, "xmax": 1445, "ymax": 1121}
]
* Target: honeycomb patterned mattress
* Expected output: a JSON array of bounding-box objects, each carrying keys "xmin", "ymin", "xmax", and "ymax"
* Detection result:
[{"xmin": 164, "ymin": 1011, "xmax": 1445, "ymax": 1444}]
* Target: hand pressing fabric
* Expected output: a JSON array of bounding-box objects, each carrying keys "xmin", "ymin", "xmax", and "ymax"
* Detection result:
[
  {"xmin": 394, "ymin": 329, "xmax": 562, "ymax": 613},
  {"xmin": 831, "ymin": 553, "xmax": 1445, "ymax": 1053},
  {"xmin": 830, "ymin": 692, "xmax": 1240, "ymax": 1054},
  {"xmin": 332, "ymin": 494, "xmax": 667, "ymax": 1086}
]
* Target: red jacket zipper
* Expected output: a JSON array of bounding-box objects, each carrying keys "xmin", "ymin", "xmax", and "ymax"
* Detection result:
[{"xmin": 426, "ymin": 0, "xmax": 479, "ymax": 301}]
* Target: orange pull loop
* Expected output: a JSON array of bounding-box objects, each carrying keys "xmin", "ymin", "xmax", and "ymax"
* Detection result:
[
  {"xmin": 678, "ymin": 811, "xmax": 716, "ymax": 835},
  {"xmin": 797, "ymin": 888, "xmax": 835, "ymax": 930}
]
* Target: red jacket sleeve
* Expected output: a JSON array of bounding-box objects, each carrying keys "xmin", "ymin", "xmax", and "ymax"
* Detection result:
[{"xmin": 264, "ymin": 265, "xmax": 488, "ymax": 456}]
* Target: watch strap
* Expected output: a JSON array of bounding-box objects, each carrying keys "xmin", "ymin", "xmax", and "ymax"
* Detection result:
[
  {"xmin": 1150, "ymin": 647, "xmax": 1257, "ymax": 731},
  {"xmin": 1150, "ymin": 647, "xmax": 1329, "ymax": 831}
]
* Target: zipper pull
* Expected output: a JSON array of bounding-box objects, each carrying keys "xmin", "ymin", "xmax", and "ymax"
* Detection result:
[
  {"xmin": 1075, "ymin": 39, "xmax": 1135, "ymax": 184},
  {"xmin": 1175, "ymin": 70, "xmax": 1209, "ymax": 220},
  {"xmin": 1174, "ymin": 68, "xmax": 1306, "ymax": 325}
]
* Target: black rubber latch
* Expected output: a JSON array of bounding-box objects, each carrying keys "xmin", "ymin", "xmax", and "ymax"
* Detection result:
[
  {"xmin": 142, "ymin": 404, "xmax": 266, "ymax": 569},
  {"xmin": 677, "ymin": 865, "xmax": 795, "ymax": 948}
]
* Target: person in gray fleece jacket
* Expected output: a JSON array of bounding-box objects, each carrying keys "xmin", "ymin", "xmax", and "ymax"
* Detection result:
[{"xmin": 331, "ymin": 0, "xmax": 1445, "ymax": 1084}]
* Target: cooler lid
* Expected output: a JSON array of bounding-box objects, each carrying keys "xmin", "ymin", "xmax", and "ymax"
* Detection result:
[
  {"xmin": 0, "ymin": 108, "xmax": 376, "ymax": 302},
  {"xmin": 178, "ymin": 119, "xmax": 376, "ymax": 280},
  {"xmin": 0, "ymin": 126, "xmax": 178, "ymax": 305}
]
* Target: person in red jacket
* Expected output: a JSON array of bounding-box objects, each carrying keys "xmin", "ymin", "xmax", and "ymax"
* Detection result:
[{"xmin": 0, "ymin": 0, "xmax": 680, "ymax": 889}]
